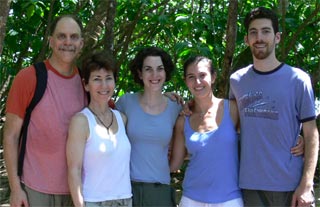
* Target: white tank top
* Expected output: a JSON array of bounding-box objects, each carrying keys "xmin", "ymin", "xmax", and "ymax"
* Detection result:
[{"xmin": 81, "ymin": 107, "xmax": 132, "ymax": 202}]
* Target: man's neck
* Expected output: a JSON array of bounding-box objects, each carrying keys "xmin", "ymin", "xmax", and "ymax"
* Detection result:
[
  {"xmin": 253, "ymin": 56, "xmax": 281, "ymax": 72},
  {"xmin": 48, "ymin": 56, "xmax": 75, "ymax": 76}
]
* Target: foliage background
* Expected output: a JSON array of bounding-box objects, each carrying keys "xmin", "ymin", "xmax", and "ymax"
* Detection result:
[{"xmin": 0, "ymin": 0, "xmax": 319, "ymax": 204}]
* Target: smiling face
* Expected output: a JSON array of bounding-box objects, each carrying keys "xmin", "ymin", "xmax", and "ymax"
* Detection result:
[
  {"xmin": 139, "ymin": 56, "xmax": 166, "ymax": 91},
  {"xmin": 49, "ymin": 17, "xmax": 84, "ymax": 65},
  {"xmin": 185, "ymin": 60, "xmax": 215, "ymax": 99},
  {"xmin": 245, "ymin": 18, "xmax": 280, "ymax": 60},
  {"xmin": 85, "ymin": 68, "xmax": 115, "ymax": 104}
]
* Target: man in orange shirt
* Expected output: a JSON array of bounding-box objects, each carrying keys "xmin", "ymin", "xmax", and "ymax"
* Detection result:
[{"xmin": 3, "ymin": 14, "xmax": 86, "ymax": 207}]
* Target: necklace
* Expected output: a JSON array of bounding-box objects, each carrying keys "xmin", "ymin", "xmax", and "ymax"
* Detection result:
[
  {"xmin": 88, "ymin": 107, "xmax": 114, "ymax": 134},
  {"xmin": 200, "ymin": 111, "xmax": 206, "ymax": 119}
]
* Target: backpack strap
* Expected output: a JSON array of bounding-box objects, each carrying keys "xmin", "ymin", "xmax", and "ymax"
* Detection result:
[{"xmin": 18, "ymin": 62, "xmax": 47, "ymax": 176}]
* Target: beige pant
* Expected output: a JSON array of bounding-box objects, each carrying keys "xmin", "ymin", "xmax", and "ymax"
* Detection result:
[
  {"xmin": 179, "ymin": 196, "xmax": 243, "ymax": 207},
  {"xmin": 85, "ymin": 198, "xmax": 132, "ymax": 207},
  {"xmin": 23, "ymin": 184, "xmax": 73, "ymax": 207}
]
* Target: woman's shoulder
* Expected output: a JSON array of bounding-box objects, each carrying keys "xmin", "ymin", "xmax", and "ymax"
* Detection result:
[
  {"xmin": 227, "ymin": 99, "xmax": 239, "ymax": 128},
  {"xmin": 72, "ymin": 109, "xmax": 88, "ymax": 122},
  {"xmin": 69, "ymin": 110, "xmax": 89, "ymax": 131},
  {"xmin": 111, "ymin": 108, "xmax": 126, "ymax": 118},
  {"xmin": 118, "ymin": 92, "xmax": 139, "ymax": 101},
  {"xmin": 111, "ymin": 109, "xmax": 127, "ymax": 126},
  {"xmin": 167, "ymin": 97, "xmax": 183, "ymax": 112},
  {"xmin": 117, "ymin": 92, "xmax": 139, "ymax": 107}
]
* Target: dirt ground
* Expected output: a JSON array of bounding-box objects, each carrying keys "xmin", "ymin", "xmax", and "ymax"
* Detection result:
[{"xmin": 0, "ymin": 149, "xmax": 319, "ymax": 206}]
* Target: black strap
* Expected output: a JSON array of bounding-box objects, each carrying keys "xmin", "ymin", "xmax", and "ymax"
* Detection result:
[{"xmin": 18, "ymin": 62, "xmax": 47, "ymax": 176}]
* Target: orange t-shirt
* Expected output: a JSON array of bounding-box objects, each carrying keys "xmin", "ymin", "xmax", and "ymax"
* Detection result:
[
  {"xmin": 6, "ymin": 60, "xmax": 87, "ymax": 194},
  {"xmin": 6, "ymin": 63, "xmax": 37, "ymax": 118}
]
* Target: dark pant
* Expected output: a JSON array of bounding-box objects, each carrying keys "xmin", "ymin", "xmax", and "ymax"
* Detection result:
[
  {"xmin": 242, "ymin": 189, "xmax": 315, "ymax": 207},
  {"xmin": 131, "ymin": 181, "xmax": 176, "ymax": 207}
]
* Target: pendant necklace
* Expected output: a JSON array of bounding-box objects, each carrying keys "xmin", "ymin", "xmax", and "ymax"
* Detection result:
[
  {"xmin": 199, "ymin": 100, "xmax": 215, "ymax": 120},
  {"xmin": 88, "ymin": 107, "xmax": 113, "ymax": 134}
]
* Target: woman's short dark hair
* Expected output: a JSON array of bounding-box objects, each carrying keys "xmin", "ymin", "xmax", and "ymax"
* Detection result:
[
  {"xmin": 81, "ymin": 51, "xmax": 118, "ymax": 84},
  {"xmin": 129, "ymin": 47, "xmax": 175, "ymax": 86},
  {"xmin": 244, "ymin": 7, "xmax": 279, "ymax": 34}
]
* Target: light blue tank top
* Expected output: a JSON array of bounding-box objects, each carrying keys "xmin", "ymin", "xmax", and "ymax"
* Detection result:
[{"xmin": 183, "ymin": 100, "xmax": 242, "ymax": 203}]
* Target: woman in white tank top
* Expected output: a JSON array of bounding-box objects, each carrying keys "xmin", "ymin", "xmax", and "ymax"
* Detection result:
[{"xmin": 66, "ymin": 51, "xmax": 132, "ymax": 207}]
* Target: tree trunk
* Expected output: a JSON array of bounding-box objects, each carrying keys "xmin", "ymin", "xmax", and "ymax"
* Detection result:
[
  {"xmin": 103, "ymin": 0, "xmax": 116, "ymax": 55},
  {"xmin": 220, "ymin": 0, "xmax": 238, "ymax": 98},
  {"xmin": 0, "ymin": 0, "xmax": 11, "ymax": 56},
  {"xmin": 36, "ymin": 0, "xmax": 57, "ymax": 63},
  {"xmin": 80, "ymin": 0, "xmax": 111, "ymax": 61}
]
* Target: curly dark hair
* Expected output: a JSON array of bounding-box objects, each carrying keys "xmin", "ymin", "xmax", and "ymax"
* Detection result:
[
  {"xmin": 244, "ymin": 7, "xmax": 279, "ymax": 34},
  {"xmin": 81, "ymin": 51, "xmax": 118, "ymax": 84},
  {"xmin": 129, "ymin": 47, "xmax": 175, "ymax": 86}
]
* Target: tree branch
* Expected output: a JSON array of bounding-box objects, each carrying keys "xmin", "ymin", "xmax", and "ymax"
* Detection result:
[
  {"xmin": 282, "ymin": 4, "xmax": 320, "ymax": 60},
  {"xmin": 36, "ymin": 0, "xmax": 56, "ymax": 62},
  {"xmin": 0, "ymin": 0, "xmax": 11, "ymax": 56}
]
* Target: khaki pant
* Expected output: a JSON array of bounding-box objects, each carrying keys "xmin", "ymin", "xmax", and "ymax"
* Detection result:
[
  {"xmin": 85, "ymin": 198, "xmax": 132, "ymax": 207},
  {"xmin": 179, "ymin": 196, "xmax": 243, "ymax": 207},
  {"xmin": 23, "ymin": 184, "xmax": 73, "ymax": 207}
]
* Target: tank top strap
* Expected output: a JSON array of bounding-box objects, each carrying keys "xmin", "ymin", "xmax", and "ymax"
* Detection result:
[
  {"xmin": 221, "ymin": 99, "xmax": 235, "ymax": 127},
  {"xmin": 111, "ymin": 109, "xmax": 125, "ymax": 131},
  {"xmin": 82, "ymin": 107, "xmax": 97, "ymax": 126},
  {"xmin": 223, "ymin": 99, "xmax": 230, "ymax": 116},
  {"xmin": 184, "ymin": 115, "xmax": 193, "ymax": 133}
]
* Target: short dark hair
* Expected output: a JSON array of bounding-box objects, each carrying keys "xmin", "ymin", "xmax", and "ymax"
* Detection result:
[
  {"xmin": 244, "ymin": 7, "xmax": 279, "ymax": 34},
  {"xmin": 183, "ymin": 56, "xmax": 215, "ymax": 78},
  {"xmin": 129, "ymin": 47, "xmax": 175, "ymax": 86},
  {"xmin": 81, "ymin": 51, "xmax": 118, "ymax": 84},
  {"xmin": 49, "ymin": 14, "xmax": 83, "ymax": 35}
]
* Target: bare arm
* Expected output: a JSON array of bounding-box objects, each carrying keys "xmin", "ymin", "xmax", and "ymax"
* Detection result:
[
  {"xmin": 229, "ymin": 100, "xmax": 239, "ymax": 130},
  {"xmin": 66, "ymin": 113, "xmax": 88, "ymax": 207},
  {"xmin": 291, "ymin": 120, "xmax": 319, "ymax": 207},
  {"xmin": 3, "ymin": 113, "xmax": 29, "ymax": 207},
  {"xmin": 169, "ymin": 115, "xmax": 187, "ymax": 172}
]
